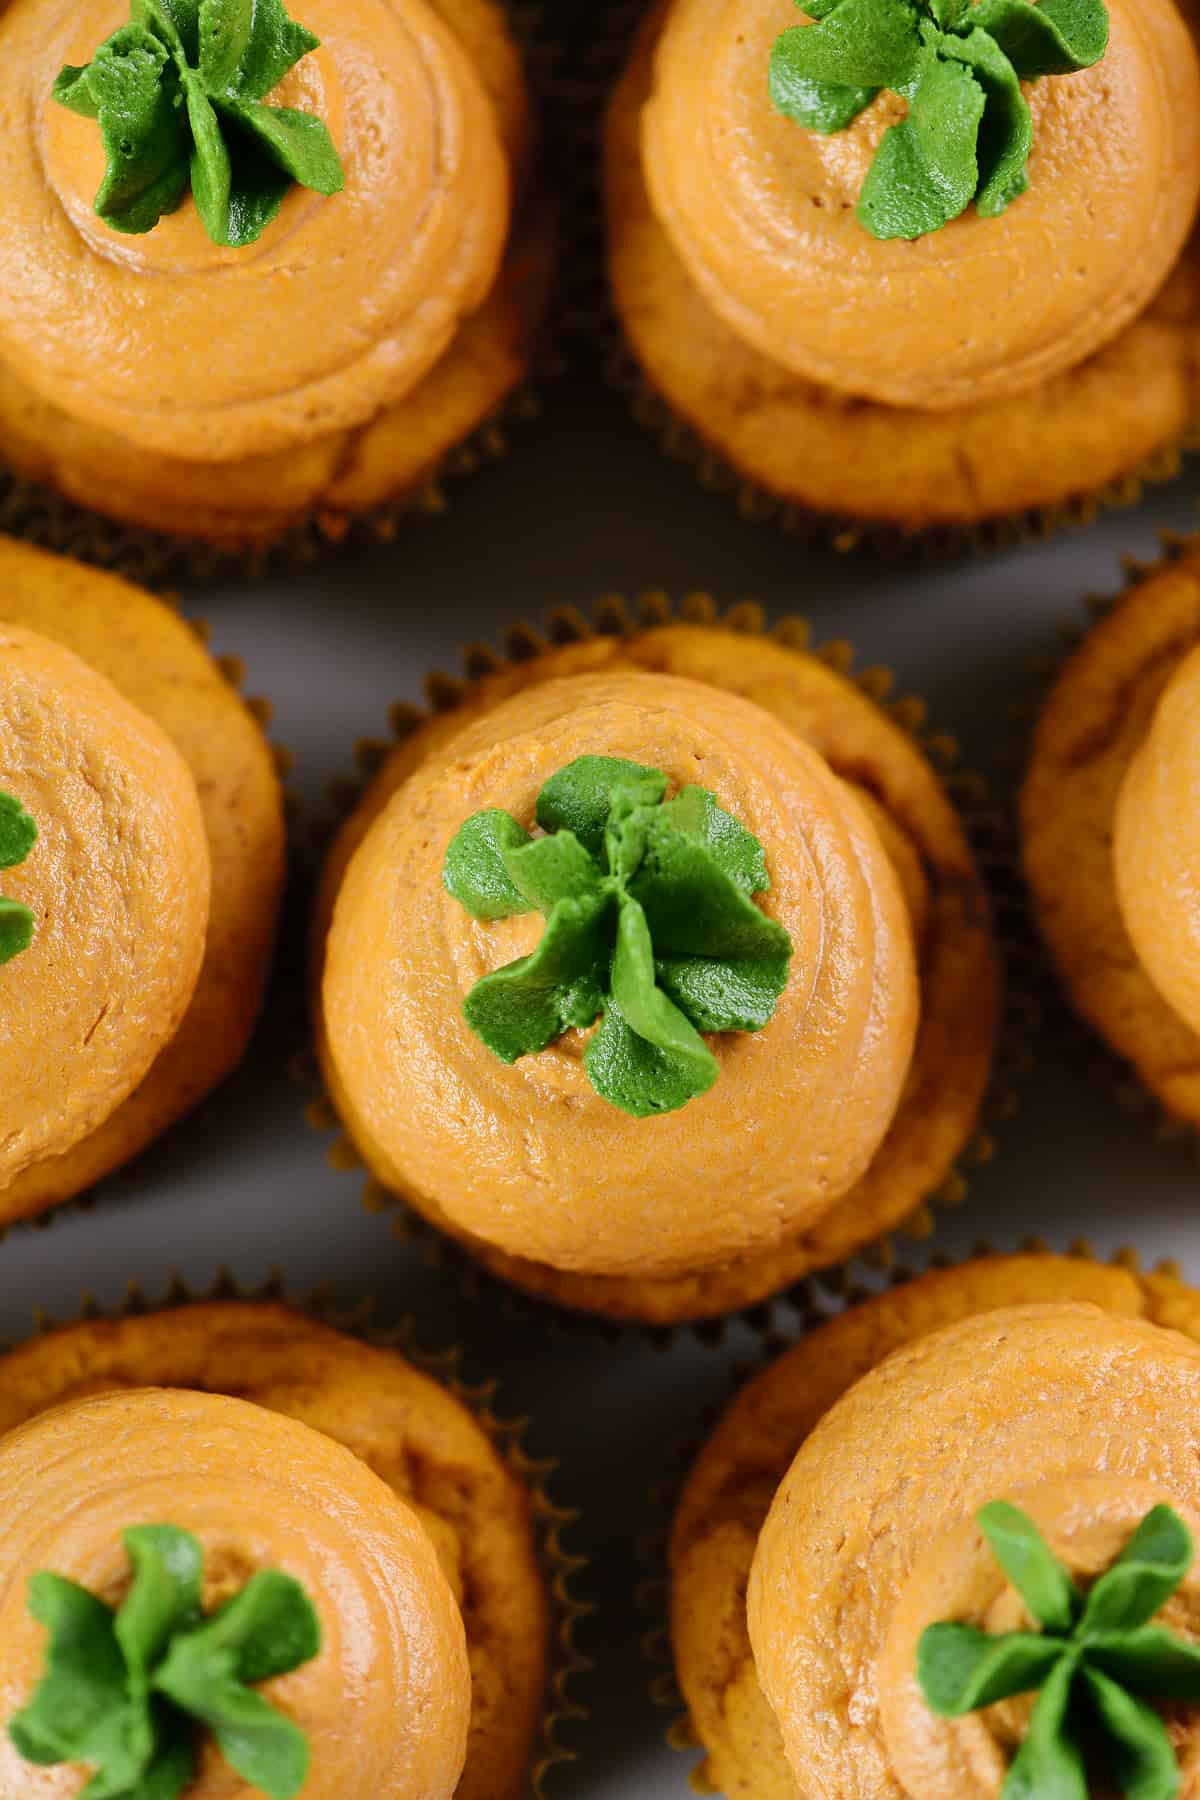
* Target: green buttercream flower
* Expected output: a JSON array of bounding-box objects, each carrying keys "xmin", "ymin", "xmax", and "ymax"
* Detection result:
[
  {"xmin": 441, "ymin": 755, "xmax": 794, "ymax": 1118},
  {"xmin": 918, "ymin": 1500, "xmax": 1200, "ymax": 1799},
  {"xmin": 0, "ymin": 791, "xmax": 37, "ymax": 967},
  {"xmin": 53, "ymin": 0, "xmax": 345, "ymax": 246},
  {"xmin": 10, "ymin": 1523, "xmax": 322, "ymax": 1800},
  {"xmin": 770, "ymin": 0, "xmax": 1109, "ymax": 240}
]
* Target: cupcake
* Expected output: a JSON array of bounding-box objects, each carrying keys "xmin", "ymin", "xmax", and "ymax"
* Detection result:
[
  {"xmin": 1023, "ymin": 540, "xmax": 1200, "ymax": 1126},
  {"xmin": 0, "ymin": 1300, "xmax": 551, "ymax": 1798},
  {"xmin": 0, "ymin": 536, "xmax": 284, "ymax": 1224},
  {"xmin": 671, "ymin": 1252, "xmax": 1200, "ymax": 1797},
  {"xmin": 0, "ymin": 0, "xmax": 549, "ymax": 550},
  {"xmin": 315, "ymin": 612, "xmax": 998, "ymax": 1323},
  {"xmin": 606, "ymin": 0, "xmax": 1200, "ymax": 540}
]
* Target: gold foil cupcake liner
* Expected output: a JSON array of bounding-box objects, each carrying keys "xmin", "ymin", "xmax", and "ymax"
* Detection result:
[
  {"xmin": 1020, "ymin": 529, "xmax": 1200, "ymax": 1152},
  {"xmin": 0, "ymin": 1, "xmax": 562, "ymax": 586},
  {"xmin": 0, "ymin": 600, "xmax": 294, "ymax": 1242},
  {"xmin": 637, "ymin": 1237, "xmax": 1192, "ymax": 1792},
  {"xmin": 14, "ymin": 1268, "xmax": 592, "ymax": 1800},
  {"xmin": 303, "ymin": 588, "xmax": 1033, "ymax": 1343}
]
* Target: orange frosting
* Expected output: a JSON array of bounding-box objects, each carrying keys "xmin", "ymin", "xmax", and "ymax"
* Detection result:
[
  {"xmin": 321, "ymin": 669, "xmax": 920, "ymax": 1281},
  {"xmin": 1114, "ymin": 643, "xmax": 1200, "ymax": 1037},
  {"xmin": 747, "ymin": 1304, "xmax": 1200, "ymax": 1799},
  {"xmin": 0, "ymin": 623, "xmax": 209, "ymax": 1191},
  {"xmin": 0, "ymin": 1388, "xmax": 471, "ymax": 1799},
  {"xmin": 0, "ymin": 0, "xmax": 510, "ymax": 461},
  {"xmin": 640, "ymin": 0, "xmax": 1200, "ymax": 409}
]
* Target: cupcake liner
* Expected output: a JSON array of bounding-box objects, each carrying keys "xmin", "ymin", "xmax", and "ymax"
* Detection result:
[
  {"xmin": 0, "ymin": 595, "xmax": 294, "ymax": 1240},
  {"xmin": 303, "ymin": 589, "xmax": 1032, "ymax": 1344},
  {"xmin": 610, "ymin": 350, "xmax": 1200, "ymax": 564},
  {"xmin": 638, "ymin": 1237, "xmax": 1193, "ymax": 1793},
  {"xmin": 586, "ymin": 1, "xmax": 1200, "ymax": 559},
  {"xmin": 0, "ymin": 0, "xmax": 562, "ymax": 586},
  {"xmin": 13, "ymin": 1268, "xmax": 591, "ymax": 1800},
  {"xmin": 1020, "ymin": 530, "xmax": 1200, "ymax": 1150}
]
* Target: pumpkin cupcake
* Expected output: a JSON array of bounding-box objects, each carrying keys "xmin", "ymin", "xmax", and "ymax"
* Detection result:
[
  {"xmin": 0, "ymin": 0, "xmax": 549, "ymax": 551},
  {"xmin": 0, "ymin": 535, "xmax": 284, "ymax": 1225},
  {"xmin": 1023, "ymin": 539, "xmax": 1200, "ymax": 1127},
  {"xmin": 672, "ymin": 1252, "xmax": 1200, "ymax": 1798},
  {"xmin": 606, "ymin": 0, "xmax": 1200, "ymax": 541},
  {"xmin": 315, "ymin": 611, "xmax": 998, "ymax": 1324},
  {"xmin": 0, "ymin": 1300, "xmax": 551, "ymax": 1799}
]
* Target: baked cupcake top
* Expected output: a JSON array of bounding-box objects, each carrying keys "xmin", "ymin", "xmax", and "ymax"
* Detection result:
[
  {"xmin": 322, "ymin": 666, "xmax": 920, "ymax": 1280},
  {"xmin": 0, "ymin": 621, "xmax": 209, "ymax": 1190},
  {"xmin": 0, "ymin": 1387, "xmax": 470, "ymax": 1799},
  {"xmin": 0, "ymin": 0, "xmax": 511, "ymax": 463},
  {"xmin": 1113, "ymin": 644, "xmax": 1200, "ymax": 1039},
  {"xmin": 640, "ymin": 0, "xmax": 1200, "ymax": 409},
  {"xmin": 748, "ymin": 1302, "xmax": 1200, "ymax": 1797}
]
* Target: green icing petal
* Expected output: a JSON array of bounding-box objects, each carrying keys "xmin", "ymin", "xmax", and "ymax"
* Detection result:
[
  {"xmin": 1002, "ymin": 1656, "xmax": 1088, "ymax": 1800},
  {"xmin": 443, "ymin": 810, "xmax": 535, "ymax": 920},
  {"xmin": 52, "ymin": 64, "xmax": 102, "ymax": 117},
  {"xmin": 503, "ymin": 830, "xmax": 605, "ymax": 912},
  {"xmin": 463, "ymin": 894, "xmax": 611, "ymax": 1062},
  {"xmin": 973, "ymin": 0, "xmax": 1109, "ymax": 75},
  {"xmin": 54, "ymin": 0, "xmax": 340, "ymax": 245},
  {"xmin": 184, "ymin": 74, "xmax": 234, "ymax": 241},
  {"xmin": 628, "ymin": 810, "xmax": 792, "ymax": 963},
  {"xmin": 1081, "ymin": 1667, "xmax": 1180, "ymax": 1800},
  {"xmin": 770, "ymin": 0, "xmax": 1108, "ymax": 239},
  {"xmin": 0, "ymin": 792, "xmax": 37, "ymax": 966},
  {"xmin": 536, "ymin": 756, "xmax": 667, "ymax": 861},
  {"xmin": 658, "ymin": 786, "xmax": 770, "ymax": 893},
  {"xmin": 769, "ymin": 33, "xmax": 877, "ymax": 133},
  {"xmin": 1078, "ymin": 1505, "xmax": 1194, "ymax": 1636},
  {"xmin": 83, "ymin": 26, "xmax": 192, "ymax": 235},
  {"xmin": 941, "ymin": 26, "xmax": 1031, "ymax": 218},
  {"xmin": 858, "ymin": 48, "xmax": 985, "ymax": 240},
  {"xmin": 116, "ymin": 1528, "xmax": 204, "ymax": 1682},
  {"xmin": 154, "ymin": 1572, "xmax": 320, "ymax": 1797},
  {"xmin": 978, "ymin": 1500, "xmax": 1079, "ymax": 1632},
  {"xmin": 655, "ymin": 950, "xmax": 789, "ymax": 1034},
  {"xmin": 585, "ymin": 997, "xmax": 718, "ymax": 1118},
  {"xmin": 1086, "ymin": 1626, "xmax": 1200, "ymax": 1701},
  {"xmin": 444, "ymin": 756, "xmax": 794, "ymax": 1117},
  {"xmin": 0, "ymin": 897, "xmax": 36, "ymax": 967},
  {"xmin": 917, "ymin": 1624, "xmax": 1064, "ymax": 1716},
  {"xmin": 917, "ymin": 1502, "xmax": 1199, "ymax": 1800},
  {"xmin": 769, "ymin": 0, "xmax": 922, "ymax": 88},
  {"xmin": 10, "ymin": 1530, "xmax": 321, "ymax": 1799},
  {"xmin": 9, "ymin": 1577, "xmax": 131, "ymax": 1769}
]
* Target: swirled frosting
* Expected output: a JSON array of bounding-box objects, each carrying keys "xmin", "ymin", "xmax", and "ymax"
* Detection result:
[
  {"xmin": 748, "ymin": 1303, "xmax": 1200, "ymax": 1798},
  {"xmin": 0, "ymin": 1387, "xmax": 471, "ymax": 1798},
  {"xmin": 1114, "ymin": 643, "xmax": 1200, "ymax": 1038},
  {"xmin": 0, "ymin": 0, "xmax": 510, "ymax": 462},
  {"xmin": 321, "ymin": 669, "xmax": 920, "ymax": 1280},
  {"xmin": 0, "ymin": 623, "xmax": 209, "ymax": 1190},
  {"xmin": 639, "ymin": 0, "xmax": 1200, "ymax": 409}
]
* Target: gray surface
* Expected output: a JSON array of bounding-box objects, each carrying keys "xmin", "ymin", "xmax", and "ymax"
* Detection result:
[{"xmin": 6, "ymin": 373, "xmax": 1200, "ymax": 1796}]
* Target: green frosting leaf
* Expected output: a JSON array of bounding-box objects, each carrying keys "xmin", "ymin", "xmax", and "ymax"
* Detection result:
[
  {"xmin": 442, "ymin": 755, "xmax": 794, "ymax": 1118},
  {"xmin": 9, "ymin": 1524, "xmax": 321, "ymax": 1800},
  {"xmin": 52, "ymin": 0, "xmax": 343, "ymax": 246},
  {"xmin": 443, "ymin": 809, "xmax": 536, "ymax": 920},
  {"xmin": 0, "ymin": 791, "xmax": 37, "ymax": 968},
  {"xmin": 917, "ymin": 1623, "xmax": 1062, "ymax": 1712},
  {"xmin": 978, "ymin": 1499, "xmax": 1080, "ymax": 1632},
  {"xmin": 770, "ymin": 0, "xmax": 1108, "ymax": 240},
  {"xmin": 917, "ymin": 1502, "xmax": 1200, "ymax": 1800}
]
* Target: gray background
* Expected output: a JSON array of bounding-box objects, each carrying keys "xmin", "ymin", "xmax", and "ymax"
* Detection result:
[{"xmin": 5, "ymin": 370, "xmax": 1200, "ymax": 1795}]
